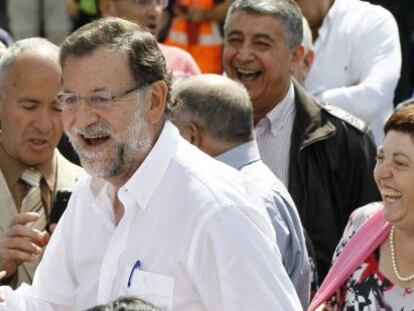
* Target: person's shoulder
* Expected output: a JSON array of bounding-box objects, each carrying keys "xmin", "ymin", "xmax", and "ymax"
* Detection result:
[
  {"xmin": 349, "ymin": 202, "xmax": 383, "ymax": 230},
  {"xmin": 159, "ymin": 43, "xmax": 189, "ymax": 57},
  {"xmin": 158, "ymin": 43, "xmax": 201, "ymax": 75},
  {"xmin": 322, "ymin": 104, "xmax": 368, "ymax": 132},
  {"xmin": 345, "ymin": 0, "xmax": 392, "ymax": 15},
  {"xmin": 158, "ymin": 43, "xmax": 196, "ymax": 64}
]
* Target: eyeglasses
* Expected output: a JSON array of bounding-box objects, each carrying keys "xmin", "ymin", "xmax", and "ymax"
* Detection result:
[
  {"xmin": 114, "ymin": 0, "xmax": 169, "ymax": 9},
  {"xmin": 56, "ymin": 84, "xmax": 147, "ymax": 112}
]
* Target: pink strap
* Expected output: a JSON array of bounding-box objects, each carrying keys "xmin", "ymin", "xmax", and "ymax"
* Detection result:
[{"xmin": 308, "ymin": 207, "xmax": 391, "ymax": 311}]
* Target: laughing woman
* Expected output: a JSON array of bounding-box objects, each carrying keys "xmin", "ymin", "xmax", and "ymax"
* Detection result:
[{"xmin": 309, "ymin": 102, "xmax": 414, "ymax": 311}]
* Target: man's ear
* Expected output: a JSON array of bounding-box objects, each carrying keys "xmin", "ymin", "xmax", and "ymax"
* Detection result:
[
  {"xmin": 289, "ymin": 44, "xmax": 305, "ymax": 74},
  {"xmin": 98, "ymin": 0, "xmax": 115, "ymax": 16},
  {"xmin": 303, "ymin": 50, "xmax": 315, "ymax": 73},
  {"xmin": 146, "ymin": 80, "xmax": 167, "ymax": 125},
  {"xmin": 181, "ymin": 122, "xmax": 202, "ymax": 148}
]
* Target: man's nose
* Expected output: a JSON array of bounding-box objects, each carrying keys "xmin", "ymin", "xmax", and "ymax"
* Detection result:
[{"xmin": 236, "ymin": 44, "xmax": 255, "ymax": 62}]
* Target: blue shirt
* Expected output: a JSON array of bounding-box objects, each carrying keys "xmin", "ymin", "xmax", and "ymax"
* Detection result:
[{"xmin": 216, "ymin": 140, "xmax": 310, "ymax": 309}]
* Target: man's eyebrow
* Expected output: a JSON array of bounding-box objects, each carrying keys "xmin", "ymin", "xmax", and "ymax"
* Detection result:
[
  {"xmin": 254, "ymin": 33, "xmax": 276, "ymax": 43},
  {"xmin": 17, "ymin": 97, "xmax": 41, "ymax": 104},
  {"xmin": 226, "ymin": 30, "xmax": 275, "ymax": 43},
  {"xmin": 60, "ymin": 87, "xmax": 108, "ymax": 93},
  {"xmin": 226, "ymin": 30, "xmax": 243, "ymax": 37}
]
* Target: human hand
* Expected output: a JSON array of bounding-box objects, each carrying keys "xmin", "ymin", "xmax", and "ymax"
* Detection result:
[{"xmin": 0, "ymin": 213, "xmax": 50, "ymax": 277}]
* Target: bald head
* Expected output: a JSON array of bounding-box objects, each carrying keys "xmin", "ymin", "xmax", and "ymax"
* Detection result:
[
  {"xmin": 171, "ymin": 74, "xmax": 254, "ymax": 156},
  {"xmin": 0, "ymin": 38, "xmax": 59, "ymax": 90}
]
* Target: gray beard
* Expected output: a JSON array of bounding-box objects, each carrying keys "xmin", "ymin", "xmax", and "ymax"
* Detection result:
[{"xmin": 69, "ymin": 104, "xmax": 153, "ymax": 180}]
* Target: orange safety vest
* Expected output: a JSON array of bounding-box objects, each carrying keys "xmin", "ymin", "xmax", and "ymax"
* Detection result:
[{"xmin": 165, "ymin": 0, "xmax": 223, "ymax": 74}]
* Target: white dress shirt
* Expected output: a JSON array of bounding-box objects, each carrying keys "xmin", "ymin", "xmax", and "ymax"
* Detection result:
[
  {"xmin": 0, "ymin": 122, "xmax": 301, "ymax": 311},
  {"xmin": 304, "ymin": 0, "xmax": 401, "ymax": 145},
  {"xmin": 256, "ymin": 82, "xmax": 296, "ymax": 186}
]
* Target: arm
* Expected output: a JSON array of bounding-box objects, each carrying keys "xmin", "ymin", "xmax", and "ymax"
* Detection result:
[
  {"xmin": 318, "ymin": 9, "xmax": 401, "ymax": 125},
  {"xmin": 188, "ymin": 204, "xmax": 301, "ymax": 310},
  {"xmin": 267, "ymin": 191, "xmax": 310, "ymax": 309}
]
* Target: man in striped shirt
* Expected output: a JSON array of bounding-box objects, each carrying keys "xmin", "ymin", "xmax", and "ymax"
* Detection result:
[{"xmin": 222, "ymin": 0, "xmax": 380, "ymax": 281}]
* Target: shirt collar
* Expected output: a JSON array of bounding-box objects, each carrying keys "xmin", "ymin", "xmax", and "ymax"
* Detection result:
[
  {"xmin": 122, "ymin": 121, "xmax": 179, "ymax": 210},
  {"xmin": 317, "ymin": 0, "xmax": 344, "ymax": 45},
  {"xmin": 0, "ymin": 133, "xmax": 57, "ymax": 191},
  {"xmin": 215, "ymin": 140, "xmax": 260, "ymax": 170},
  {"xmin": 265, "ymin": 82, "xmax": 295, "ymax": 136}
]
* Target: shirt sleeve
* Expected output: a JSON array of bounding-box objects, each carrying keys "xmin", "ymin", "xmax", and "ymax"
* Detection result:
[
  {"xmin": 186, "ymin": 204, "xmax": 302, "ymax": 310},
  {"xmin": 266, "ymin": 189, "xmax": 310, "ymax": 309},
  {"xmin": 318, "ymin": 8, "xmax": 401, "ymax": 125}
]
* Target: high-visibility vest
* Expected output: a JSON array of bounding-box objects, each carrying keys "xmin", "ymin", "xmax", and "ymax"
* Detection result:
[{"xmin": 165, "ymin": 0, "xmax": 223, "ymax": 74}]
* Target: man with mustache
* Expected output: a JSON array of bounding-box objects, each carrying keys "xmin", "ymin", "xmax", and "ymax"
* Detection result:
[
  {"xmin": 0, "ymin": 38, "xmax": 84, "ymax": 289},
  {"xmin": 0, "ymin": 18, "xmax": 301, "ymax": 310}
]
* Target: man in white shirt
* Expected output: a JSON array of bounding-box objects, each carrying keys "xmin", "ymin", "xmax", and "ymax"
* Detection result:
[
  {"xmin": 170, "ymin": 74, "xmax": 311, "ymax": 308},
  {"xmin": 0, "ymin": 17, "xmax": 301, "ymax": 310},
  {"xmin": 296, "ymin": 0, "xmax": 401, "ymax": 145}
]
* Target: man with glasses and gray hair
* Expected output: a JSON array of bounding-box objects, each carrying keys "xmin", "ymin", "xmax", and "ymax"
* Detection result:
[
  {"xmin": 97, "ymin": 0, "xmax": 201, "ymax": 78},
  {"xmin": 0, "ymin": 17, "xmax": 301, "ymax": 310}
]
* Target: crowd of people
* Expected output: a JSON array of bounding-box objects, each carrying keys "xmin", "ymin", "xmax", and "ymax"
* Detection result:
[{"xmin": 0, "ymin": 0, "xmax": 413, "ymax": 310}]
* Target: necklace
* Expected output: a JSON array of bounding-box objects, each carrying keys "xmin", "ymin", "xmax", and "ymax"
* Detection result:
[{"xmin": 389, "ymin": 225, "xmax": 414, "ymax": 282}]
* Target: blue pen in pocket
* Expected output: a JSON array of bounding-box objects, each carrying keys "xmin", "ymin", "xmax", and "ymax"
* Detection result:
[{"xmin": 127, "ymin": 260, "xmax": 141, "ymax": 288}]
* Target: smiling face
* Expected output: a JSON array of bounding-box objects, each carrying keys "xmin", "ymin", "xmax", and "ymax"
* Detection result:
[
  {"xmin": 61, "ymin": 47, "xmax": 154, "ymax": 181},
  {"xmin": 0, "ymin": 52, "xmax": 63, "ymax": 166},
  {"xmin": 99, "ymin": 0, "xmax": 163, "ymax": 37},
  {"xmin": 374, "ymin": 130, "xmax": 414, "ymax": 228},
  {"xmin": 222, "ymin": 12, "xmax": 303, "ymax": 122}
]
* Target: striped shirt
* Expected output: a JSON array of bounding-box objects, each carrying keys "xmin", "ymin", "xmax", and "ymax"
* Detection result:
[{"xmin": 255, "ymin": 82, "xmax": 296, "ymax": 186}]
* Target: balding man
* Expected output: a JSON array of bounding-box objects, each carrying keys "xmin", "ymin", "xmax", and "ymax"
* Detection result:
[
  {"xmin": 171, "ymin": 74, "xmax": 310, "ymax": 308},
  {"xmin": 0, "ymin": 38, "xmax": 84, "ymax": 288}
]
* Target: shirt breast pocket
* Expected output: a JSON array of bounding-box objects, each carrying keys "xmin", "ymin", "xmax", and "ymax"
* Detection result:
[{"xmin": 122, "ymin": 266, "xmax": 175, "ymax": 310}]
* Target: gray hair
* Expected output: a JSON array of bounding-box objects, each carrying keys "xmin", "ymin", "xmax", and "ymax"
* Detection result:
[
  {"xmin": 224, "ymin": 0, "xmax": 303, "ymax": 49},
  {"xmin": 171, "ymin": 74, "xmax": 254, "ymax": 144},
  {"xmin": 60, "ymin": 17, "xmax": 173, "ymax": 117},
  {"xmin": 0, "ymin": 37, "xmax": 59, "ymax": 90}
]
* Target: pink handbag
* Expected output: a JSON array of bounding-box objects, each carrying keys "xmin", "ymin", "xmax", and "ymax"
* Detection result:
[{"xmin": 308, "ymin": 207, "xmax": 391, "ymax": 311}]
